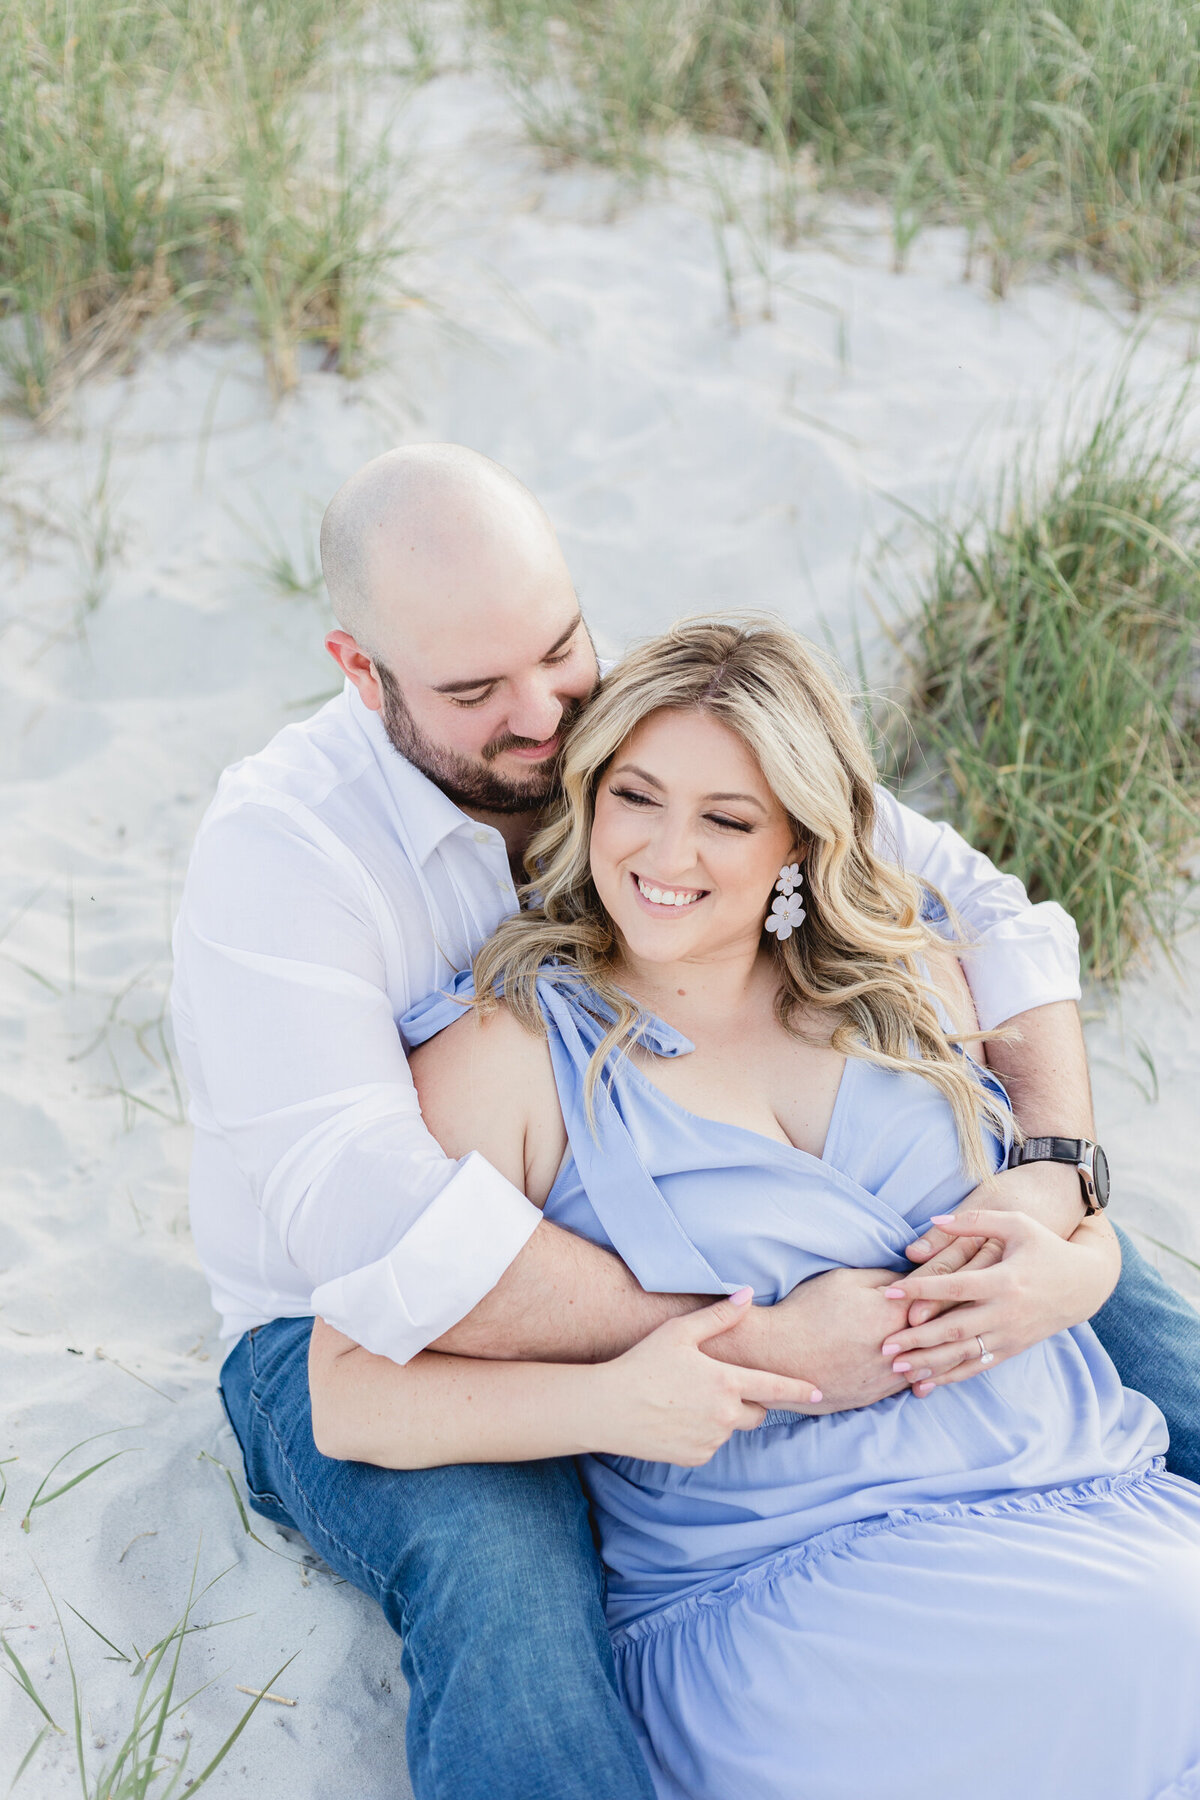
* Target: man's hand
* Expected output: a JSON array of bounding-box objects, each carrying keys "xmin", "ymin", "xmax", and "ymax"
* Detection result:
[
  {"xmin": 903, "ymin": 1160, "xmax": 1086, "ymax": 1325},
  {"xmin": 704, "ymin": 1268, "xmax": 913, "ymax": 1413},
  {"xmin": 878, "ymin": 1206, "xmax": 1121, "ymax": 1395}
]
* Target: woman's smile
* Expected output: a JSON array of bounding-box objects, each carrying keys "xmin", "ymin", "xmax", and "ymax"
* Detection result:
[{"xmin": 631, "ymin": 873, "xmax": 710, "ymax": 912}]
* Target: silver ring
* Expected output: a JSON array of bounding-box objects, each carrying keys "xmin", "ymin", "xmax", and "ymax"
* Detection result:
[{"xmin": 977, "ymin": 1335, "xmax": 995, "ymax": 1366}]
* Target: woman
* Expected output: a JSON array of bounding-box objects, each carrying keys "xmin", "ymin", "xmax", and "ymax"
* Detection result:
[{"xmin": 311, "ymin": 618, "xmax": 1200, "ymax": 1799}]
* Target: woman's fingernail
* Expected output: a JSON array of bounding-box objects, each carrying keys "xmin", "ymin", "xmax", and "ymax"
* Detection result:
[
  {"xmin": 729, "ymin": 1286, "xmax": 754, "ymax": 1306},
  {"xmin": 930, "ymin": 1214, "xmax": 955, "ymax": 1226},
  {"xmin": 907, "ymin": 1237, "xmax": 930, "ymax": 1256},
  {"xmin": 913, "ymin": 1368, "xmax": 933, "ymax": 1380},
  {"xmin": 883, "ymin": 1285, "xmax": 906, "ymax": 1299},
  {"xmin": 809, "ymin": 1390, "xmax": 823, "ymax": 1403},
  {"xmin": 914, "ymin": 1380, "xmax": 936, "ymax": 1396},
  {"xmin": 880, "ymin": 1342, "xmax": 900, "ymax": 1357},
  {"xmin": 892, "ymin": 1360, "xmax": 912, "ymax": 1374}
]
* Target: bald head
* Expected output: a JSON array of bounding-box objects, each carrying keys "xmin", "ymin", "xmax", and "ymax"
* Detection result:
[
  {"xmin": 320, "ymin": 443, "xmax": 597, "ymax": 820},
  {"xmin": 320, "ymin": 443, "xmax": 564, "ymax": 654}
]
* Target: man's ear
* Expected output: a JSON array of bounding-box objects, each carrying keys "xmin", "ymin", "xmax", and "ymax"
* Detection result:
[{"xmin": 326, "ymin": 630, "xmax": 384, "ymax": 713}]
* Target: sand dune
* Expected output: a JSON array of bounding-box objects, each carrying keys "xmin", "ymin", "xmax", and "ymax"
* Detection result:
[{"xmin": 1, "ymin": 41, "xmax": 1196, "ymax": 1798}]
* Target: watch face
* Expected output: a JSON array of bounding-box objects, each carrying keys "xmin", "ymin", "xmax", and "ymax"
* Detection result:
[{"xmin": 1093, "ymin": 1145, "xmax": 1110, "ymax": 1206}]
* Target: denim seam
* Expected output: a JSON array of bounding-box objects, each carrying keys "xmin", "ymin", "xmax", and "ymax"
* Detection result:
[
  {"xmin": 246, "ymin": 1390, "xmax": 404, "ymax": 1602},
  {"xmin": 243, "ymin": 1384, "xmax": 451, "ymax": 1797}
]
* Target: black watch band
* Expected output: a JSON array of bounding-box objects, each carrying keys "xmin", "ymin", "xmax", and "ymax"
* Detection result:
[{"xmin": 1006, "ymin": 1137, "xmax": 1110, "ymax": 1214}]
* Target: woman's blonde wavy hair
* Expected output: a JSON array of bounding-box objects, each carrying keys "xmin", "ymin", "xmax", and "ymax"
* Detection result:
[{"xmin": 473, "ymin": 615, "xmax": 1009, "ymax": 1177}]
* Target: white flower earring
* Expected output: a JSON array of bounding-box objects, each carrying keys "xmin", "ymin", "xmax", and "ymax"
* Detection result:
[{"xmin": 765, "ymin": 863, "xmax": 805, "ymax": 941}]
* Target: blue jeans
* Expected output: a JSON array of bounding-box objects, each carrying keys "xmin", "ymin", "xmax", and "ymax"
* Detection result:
[
  {"xmin": 218, "ymin": 1316, "xmax": 655, "ymax": 1800},
  {"xmin": 218, "ymin": 1223, "xmax": 1200, "ymax": 1799},
  {"xmin": 1093, "ymin": 1224, "xmax": 1200, "ymax": 1481}
]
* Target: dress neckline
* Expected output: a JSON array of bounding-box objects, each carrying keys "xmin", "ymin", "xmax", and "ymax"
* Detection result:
[{"xmin": 615, "ymin": 1030, "xmax": 858, "ymax": 1172}]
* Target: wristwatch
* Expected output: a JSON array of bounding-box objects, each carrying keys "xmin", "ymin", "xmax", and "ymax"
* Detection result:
[{"xmin": 1006, "ymin": 1137, "xmax": 1110, "ymax": 1215}]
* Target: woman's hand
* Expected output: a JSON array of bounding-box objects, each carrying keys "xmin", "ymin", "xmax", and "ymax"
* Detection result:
[
  {"xmin": 878, "ymin": 1208, "xmax": 1122, "ymax": 1397},
  {"xmin": 903, "ymin": 1160, "xmax": 1088, "ymax": 1294},
  {"xmin": 588, "ymin": 1289, "xmax": 823, "ymax": 1466}
]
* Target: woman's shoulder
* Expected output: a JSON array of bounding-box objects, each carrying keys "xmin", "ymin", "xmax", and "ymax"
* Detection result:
[
  {"xmin": 408, "ymin": 991, "xmax": 557, "ymax": 1095},
  {"xmin": 407, "ymin": 992, "xmax": 567, "ymax": 1205}
]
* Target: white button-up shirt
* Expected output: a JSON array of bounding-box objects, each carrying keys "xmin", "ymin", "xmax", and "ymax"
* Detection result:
[{"xmin": 171, "ymin": 684, "xmax": 1080, "ymax": 1365}]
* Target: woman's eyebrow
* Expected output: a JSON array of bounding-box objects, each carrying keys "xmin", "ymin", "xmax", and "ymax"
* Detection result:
[
  {"xmin": 610, "ymin": 765, "xmax": 766, "ymax": 810},
  {"xmin": 611, "ymin": 763, "xmax": 665, "ymax": 788},
  {"xmin": 706, "ymin": 791, "xmax": 766, "ymax": 811}
]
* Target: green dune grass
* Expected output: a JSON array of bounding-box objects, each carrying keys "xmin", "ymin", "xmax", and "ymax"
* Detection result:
[
  {"xmin": 477, "ymin": 0, "xmax": 1200, "ymax": 298},
  {"xmin": 881, "ymin": 388, "xmax": 1200, "ymax": 982},
  {"xmin": 0, "ymin": 0, "xmax": 411, "ymax": 417}
]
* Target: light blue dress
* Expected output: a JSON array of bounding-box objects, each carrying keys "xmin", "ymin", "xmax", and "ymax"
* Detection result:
[{"xmin": 404, "ymin": 969, "xmax": 1200, "ymax": 1800}]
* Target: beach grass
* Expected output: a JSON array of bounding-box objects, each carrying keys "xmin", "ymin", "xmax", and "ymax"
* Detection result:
[
  {"xmin": 882, "ymin": 386, "xmax": 1200, "ymax": 983},
  {"xmin": 0, "ymin": 0, "xmax": 410, "ymax": 417},
  {"xmin": 3, "ymin": 1555, "xmax": 292, "ymax": 1797},
  {"xmin": 476, "ymin": 0, "xmax": 1200, "ymax": 298}
]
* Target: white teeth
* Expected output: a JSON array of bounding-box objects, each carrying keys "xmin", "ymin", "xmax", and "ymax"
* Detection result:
[{"xmin": 636, "ymin": 877, "xmax": 702, "ymax": 908}]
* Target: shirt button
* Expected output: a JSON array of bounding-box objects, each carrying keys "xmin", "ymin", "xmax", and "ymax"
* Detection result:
[{"xmin": 473, "ymin": 829, "xmax": 490, "ymax": 844}]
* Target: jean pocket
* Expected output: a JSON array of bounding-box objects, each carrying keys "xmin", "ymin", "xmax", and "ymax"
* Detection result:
[
  {"xmin": 219, "ymin": 1374, "xmax": 293, "ymax": 1523},
  {"xmin": 241, "ymin": 1398, "xmax": 298, "ymax": 1519}
]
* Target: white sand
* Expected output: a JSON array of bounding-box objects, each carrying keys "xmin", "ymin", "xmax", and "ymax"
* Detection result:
[{"xmin": 2, "ymin": 31, "xmax": 1197, "ymax": 1796}]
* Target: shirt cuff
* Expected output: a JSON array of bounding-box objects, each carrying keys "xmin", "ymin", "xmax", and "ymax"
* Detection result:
[
  {"xmin": 958, "ymin": 902, "xmax": 1082, "ymax": 1032},
  {"xmin": 309, "ymin": 1151, "xmax": 543, "ymax": 1364}
]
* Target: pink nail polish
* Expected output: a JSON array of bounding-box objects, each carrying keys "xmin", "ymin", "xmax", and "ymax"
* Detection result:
[
  {"xmin": 930, "ymin": 1214, "xmax": 955, "ymax": 1226},
  {"xmin": 729, "ymin": 1286, "xmax": 754, "ymax": 1306},
  {"xmin": 914, "ymin": 1368, "xmax": 933, "ymax": 1380},
  {"xmin": 883, "ymin": 1286, "xmax": 906, "ymax": 1299},
  {"xmin": 880, "ymin": 1342, "xmax": 900, "ymax": 1357},
  {"xmin": 809, "ymin": 1390, "xmax": 823, "ymax": 1403},
  {"xmin": 892, "ymin": 1360, "xmax": 912, "ymax": 1374}
]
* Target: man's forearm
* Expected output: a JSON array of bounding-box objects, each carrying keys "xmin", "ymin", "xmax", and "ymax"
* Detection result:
[
  {"xmin": 982, "ymin": 998, "xmax": 1094, "ymax": 1237},
  {"xmin": 430, "ymin": 1218, "xmax": 699, "ymax": 1362},
  {"xmin": 984, "ymin": 998, "xmax": 1095, "ymax": 1138}
]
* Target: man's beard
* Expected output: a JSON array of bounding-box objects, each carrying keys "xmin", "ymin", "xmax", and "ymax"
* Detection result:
[{"xmin": 375, "ymin": 660, "xmax": 583, "ymax": 815}]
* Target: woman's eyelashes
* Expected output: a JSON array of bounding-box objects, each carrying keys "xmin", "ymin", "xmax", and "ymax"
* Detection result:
[{"xmin": 607, "ymin": 787, "xmax": 753, "ymax": 832}]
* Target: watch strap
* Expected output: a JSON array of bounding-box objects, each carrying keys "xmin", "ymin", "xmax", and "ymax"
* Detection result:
[{"xmin": 1007, "ymin": 1136, "xmax": 1088, "ymax": 1168}]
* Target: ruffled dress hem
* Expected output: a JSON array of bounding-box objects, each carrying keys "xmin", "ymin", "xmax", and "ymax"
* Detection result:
[{"xmin": 611, "ymin": 1456, "xmax": 1169, "ymax": 1649}]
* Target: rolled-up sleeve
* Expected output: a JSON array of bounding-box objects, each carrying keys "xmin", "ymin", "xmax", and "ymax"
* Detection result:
[
  {"xmin": 174, "ymin": 804, "xmax": 541, "ymax": 1363},
  {"xmin": 873, "ymin": 787, "xmax": 1081, "ymax": 1031}
]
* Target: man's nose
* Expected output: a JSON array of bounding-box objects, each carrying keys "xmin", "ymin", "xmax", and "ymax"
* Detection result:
[{"xmin": 507, "ymin": 680, "xmax": 564, "ymax": 745}]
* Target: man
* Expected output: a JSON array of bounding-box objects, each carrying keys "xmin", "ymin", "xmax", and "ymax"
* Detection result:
[{"xmin": 172, "ymin": 445, "xmax": 1200, "ymax": 1800}]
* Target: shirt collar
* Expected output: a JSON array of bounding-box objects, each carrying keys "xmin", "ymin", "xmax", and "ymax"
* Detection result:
[{"xmin": 344, "ymin": 680, "xmax": 481, "ymax": 866}]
